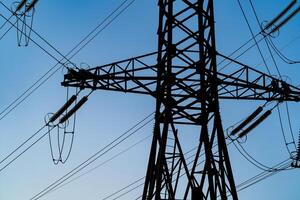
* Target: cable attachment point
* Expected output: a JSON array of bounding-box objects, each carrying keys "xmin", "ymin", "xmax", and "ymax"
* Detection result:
[{"xmin": 261, "ymin": 21, "xmax": 279, "ymax": 38}]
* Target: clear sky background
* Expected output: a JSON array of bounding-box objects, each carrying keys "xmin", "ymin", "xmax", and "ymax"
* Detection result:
[{"xmin": 0, "ymin": 0, "xmax": 299, "ymax": 200}]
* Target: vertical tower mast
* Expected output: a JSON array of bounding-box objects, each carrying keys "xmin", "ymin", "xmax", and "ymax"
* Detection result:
[
  {"xmin": 61, "ymin": 0, "xmax": 300, "ymax": 199},
  {"xmin": 142, "ymin": 0, "xmax": 238, "ymax": 199}
]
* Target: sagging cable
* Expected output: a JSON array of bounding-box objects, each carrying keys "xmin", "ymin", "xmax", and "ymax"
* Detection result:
[
  {"xmin": 11, "ymin": 0, "xmax": 40, "ymax": 46},
  {"xmin": 45, "ymin": 88, "xmax": 84, "ymax": 164}
]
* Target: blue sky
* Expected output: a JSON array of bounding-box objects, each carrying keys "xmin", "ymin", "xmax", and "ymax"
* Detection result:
[{"xmin": 0, "ymin": 0, "xmax": 299, "ymax": 199}]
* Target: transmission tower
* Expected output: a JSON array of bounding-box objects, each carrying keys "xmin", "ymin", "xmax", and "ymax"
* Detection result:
[{"xmin": 61, "ymin": 0, "xmax": 300, "ymax": 199}]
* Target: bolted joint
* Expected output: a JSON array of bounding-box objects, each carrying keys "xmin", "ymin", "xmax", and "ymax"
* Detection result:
[{"xmin": 168, "ymin": 43, "xmax": 177, "ymax": 57}]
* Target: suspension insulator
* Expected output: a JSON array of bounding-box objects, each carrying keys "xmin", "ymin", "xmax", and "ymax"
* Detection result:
[
  {"xmin": 15, "ymin": 0, "xmax": 27, "ymax": 13},
  {"xmin": 269, "ymin": 6, "xmax": 300, "ymax": 35},
  {"xmin": 297, "ymin": 133, "xmax": 300, "ymax": 161},
  {"xmin": 25, "ymin": 0, "xmax": 39, "ymax": 13},
  {"xmin": 49, "ymin": 95, "xmax": 77, "ymax": 123},
  {"xmin": 231, "ymin": 106, "xmax": 263, "ymax": 136},
  {"xmin": 264, "ymin": 0, "xmax": 296, "ymax": 31},
  {"xmin": 59, "ymin": 96, "xmax": 88, "ymax": 124},
  {"xmin": 238, "ymin": 110, "xmax": 272, "ymax": 138}
]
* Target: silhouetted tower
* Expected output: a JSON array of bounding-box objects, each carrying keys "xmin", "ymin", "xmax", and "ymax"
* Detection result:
[
  {"xmin": 142, "ymin": 0, "xmax": 238, "ymax": 199},
  {"xmin": 61, "ymin": 0, "xmax": 300, "ymax": 199}
]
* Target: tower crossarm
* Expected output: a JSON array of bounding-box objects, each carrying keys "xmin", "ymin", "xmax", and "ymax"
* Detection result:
[
  {"xmin": 61, "ymin": 52, "xmax": 159, "ymax": 97},
  {"xmin": 215, "ymin": 53, "xmax": 300, "ymax": 101},
  {"xmin": 62, "ymin": 51, "xmax": 300, "ymax": 102},
  {"xmin": 59, "ymin": 0, "xmax": 300, "ymax": 198}
]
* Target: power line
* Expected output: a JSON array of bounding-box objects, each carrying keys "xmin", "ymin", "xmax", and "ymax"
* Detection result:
[
  {"xmin": 100, "ymin": 137, "xmax": 235, "ymax": 200},
  {"xmin": 0, "ymin": 1, "xmax": 77, "ymax": 67},
  {"xmin": 27, "ymin": 27, "xmax": 296, "ymax": 197},
  {"xmin": 0, "ymin": 125, "xmax": 55, "ymax": 173},
  {"xmin": 99, "ymin": 146, "xmax": 200, "ymax": 200},
  {"xmin": 50, "ymin": 135, "xmax": 151, "ymax": 196},
  {"xmin": 44, "ymin": 101, "xmax": 293, "ymax": 200},
  {"xmin": 99, "ymin": 123, "xmax": 293, "ymax": 200},
  {"xmin": 252, "ymin": 34, "xmax": 300, "ymax": 68},
  {"xmin": 110, "ymin": 182, "xmax": 144, "ymax": 200},
  {"xmin": 102, "ymin": 178, "xmax": 145, "ymax": 200},
  {"xmin": 248, "ymin": 0, "xmax": 282, "ymax": 76},
  {"xmin": 101, "ymin": 147, "xmax": 199, "ymax": 200},
  {"xmin": 285, "ymin": 102, "xmax": 297, "ymax": 150},
  {"xmin": 102, "ymin": 148, "xmax": 199, "ymax": 200},
  {"xmin": 47, "ymin": 87, "xmax": 77, "ymax": 165},
  {"xmin": 0, "ymin": 13, "xmax": 64, "ymax": 64},
  {"xmin": 64, "ymin": 1, "xmax": 300, "ymax": 199},
  {"xmin": 0, "ymin": 125, "xmax": 46, "ymax": 166},
  {"xmin": 228, "ymin": 159, "xmax": 292, "ymax": 198},
  {"xmin": 236, "ymin": 0, "xmax": 271, "ymax": 75},
  {"xmin": 0, "ymin": 0, "xmax": 142, "ymax": 177},
  {"xmin": 267, "ymin": 37, "xmax": 300, "ymax": 64},
  {"xmin": 249, "ymin": 0, "xmax": 300, "ymax": 65},
  {"xmin": 237, "ymin": 158, "xmax": 291, "ymax": 189},
  {"xmin": 0, "ymin": 0, "xmax": 155, "ymax": 180},
  {"xmin": 66, "ymin": 0, "xmax": 137, "ymax": 60},
  {"xmin": 0, "ymin": 20, "xmax": 15, "ymax": 40},
  {"xmin": 0, "ymin": 14, "xmax": 13, "ymax": 31},
  {"xmin": 33, "ymin": 112, "xmax": 226, "ymax": 200},
  {"xmin": 35, "ymin": 107, "xmax": 200, "ymax": 199},
  {"xmin": 277, "ymin": 106, "xmax": 294, "ymax": 156},
  {"xmin": 248, "ymin": 0, "xmax": 298, "ymax": 157},
  {"xmin": 217, "ymin": 0, "xmax": 298, "ymax": 72},
  {"xmin": 0, "ymin": 0, "xmax": 137, "ymax": 122},
  {"xmin": 103, "ymin": 157, "xmax": 292, "ymax": 200},
  {"xmin": 1, "ymin": 0, "xmax": 298, "ymax": 198},
  {"xmin": 0, "ymin": 89, "xmax": 95, "ymax": 172},
  {"xmin": 233, "ymin": 140, "xmax": 280, "ymax": 172},
  {"xmin": 0, "ymin": 14, "xmax": 15, "ymax": 40},
  {"xmin": 30, "ymin": 113, "xmax": 154, "ymax": 200},
  {"xmin": 217, "ymin": 3, "xmax": 273, "ymax": 71},
  {"xmin": 92, "ymin": 123, "xmax": 295, "ymax": 200},
  {"xmin": 31, "ymin": 11, "xmax": 298, "ymax": 196}
]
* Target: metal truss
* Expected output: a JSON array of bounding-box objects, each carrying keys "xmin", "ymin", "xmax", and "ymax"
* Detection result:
[{"xmin": 61, "ymin": 0, "xmax": 300, "ymax": 199}]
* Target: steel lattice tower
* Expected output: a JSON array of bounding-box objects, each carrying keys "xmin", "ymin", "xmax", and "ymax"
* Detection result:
[
  {"xmin": 142, "ymin": 0, "xmax": 238, "ymax": 199},
  {"xmin": 61, "ymin": 0, "xmax": 300, "ymax": 199}
]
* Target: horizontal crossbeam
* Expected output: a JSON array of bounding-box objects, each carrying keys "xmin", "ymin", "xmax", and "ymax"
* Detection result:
[{"xmin": 62, "ymin": 52, "xmax": 300, "ymax": 103}]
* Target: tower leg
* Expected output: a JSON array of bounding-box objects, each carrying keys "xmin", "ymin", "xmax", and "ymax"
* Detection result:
[{"xmin": 142, "ymin": 0, "xmax": 238, "ymax": 199}]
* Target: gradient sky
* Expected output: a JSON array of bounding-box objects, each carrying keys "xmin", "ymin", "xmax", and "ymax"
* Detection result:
[{"xmin": 0, "ymin": 0, "xmax": 299, "ymax": 200}]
